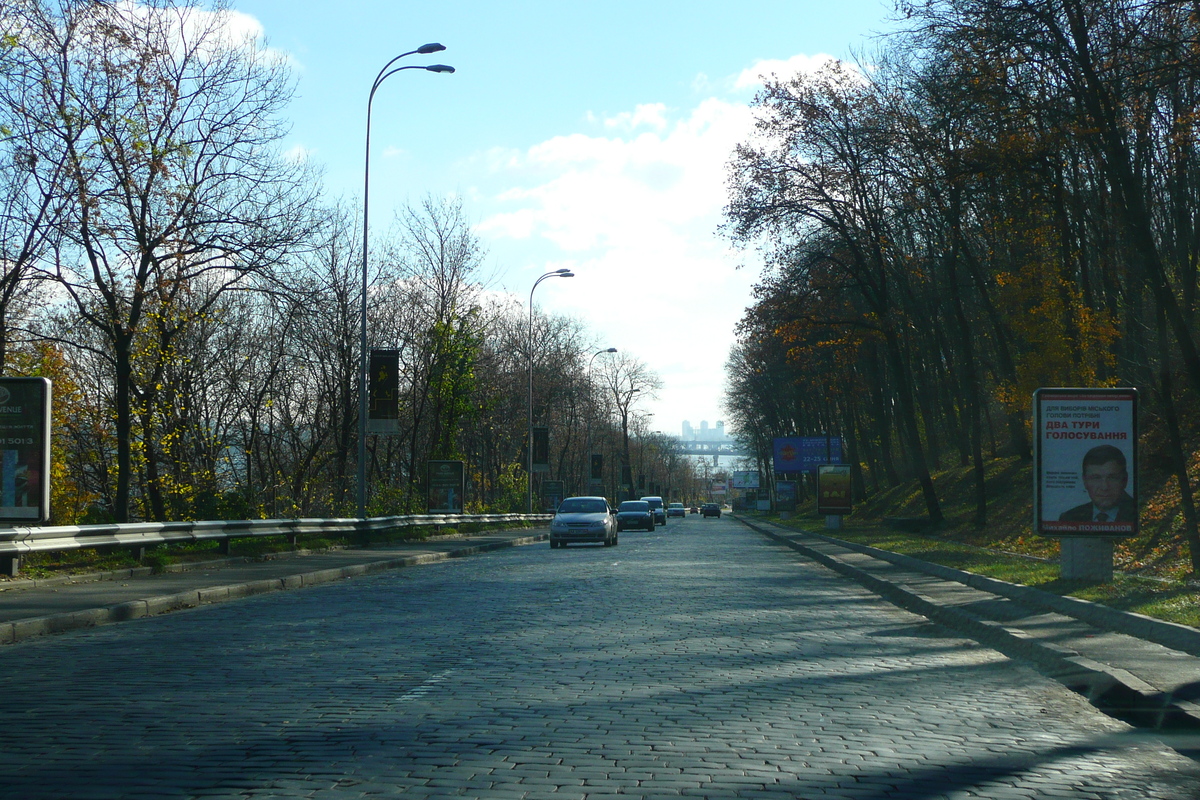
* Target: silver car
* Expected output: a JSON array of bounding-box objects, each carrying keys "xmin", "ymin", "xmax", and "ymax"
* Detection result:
[{"xmin": 549, "ymin": 496, "xmax": 618, "ymax": 548}]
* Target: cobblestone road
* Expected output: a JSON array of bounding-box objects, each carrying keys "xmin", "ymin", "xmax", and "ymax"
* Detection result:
[{"xmin": 2, "ymin": 516, "xmax": 1198, "ymax": 799}]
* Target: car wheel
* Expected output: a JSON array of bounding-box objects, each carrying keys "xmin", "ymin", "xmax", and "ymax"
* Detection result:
[{"xmin": 613, "ymin": 535, "xmax": 618, "ymax": 545}]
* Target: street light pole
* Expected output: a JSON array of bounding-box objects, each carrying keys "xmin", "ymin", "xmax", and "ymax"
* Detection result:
[
  {"xmin": 584, "ymin": 348, "xmax": 617, "ymax": 496},
  {"xmin": 527, "ymin": 268, "xmax": 574, "ymax": 512},
  {"xmin": 358, "ymin": 45, "xmax": 454, "ymax": 519}
]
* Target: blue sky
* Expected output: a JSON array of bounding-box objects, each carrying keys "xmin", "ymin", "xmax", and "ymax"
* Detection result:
[{"xmin": 233, "ymin": 0, "xmax": 899, "ymax": 438}]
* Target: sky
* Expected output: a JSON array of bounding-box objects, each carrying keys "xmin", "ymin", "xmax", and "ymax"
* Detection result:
[{"xmin": 231, "ymin": 0, "xmax": 901, "ymax": 439}]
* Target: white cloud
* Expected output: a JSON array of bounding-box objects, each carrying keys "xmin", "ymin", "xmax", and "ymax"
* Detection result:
[
  {"xmin": 473, "ymin": 88, "xmax": 766, "ymax": 434},
  {"xmin": 603, "ymin": 103, "xmax": 670, "ymax": 132},
  {"xmin": 734, "ymin": 52, "xmax": 846, "ymax": 90}
]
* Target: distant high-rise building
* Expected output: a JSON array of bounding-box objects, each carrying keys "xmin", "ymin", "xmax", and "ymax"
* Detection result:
[
  {"xmin": 700, "ymin": 420, "xmax": 709, "ymax": 438},
  {"xmin": 716, "ymin": 421, "xmax": 725, "ymax": 440},
  {"xmin": 682, "ymin": 420, "xmax": 693, "ymax": 440}
]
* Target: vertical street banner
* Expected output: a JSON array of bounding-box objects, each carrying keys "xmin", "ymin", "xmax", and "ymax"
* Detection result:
[
  {"xmin": 367, "ymin": 349, "xmax": 400, "ymax": 435},
  {"xmin": 532, "ymin": 427, "xmax": 550, "ymax": 473},
  {"xmin": 590, "ymin": 453, "xmax": 603, "ymax": 483},
  {"xmin": 816, "ymin": 464, "xmax": 852, "ymax": 516},
  {"xmin": 427, "ymin": 460, "xmax": 465, "ymax": 514},
  {"xmin": 0, "ymin": 378, "xmax": 51, "ymax": 523},
  {"xmin": 542, "ymin": 480, "xmax": 565, "ymax": 512},
  {"xmin": 1034, "ymin": 388, "xmax": 1138, "ymax": 536}
]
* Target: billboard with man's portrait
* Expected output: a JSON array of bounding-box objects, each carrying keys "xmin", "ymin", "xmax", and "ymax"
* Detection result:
[{"xmin": 1034, "ymin": 388, "xmax": 1138, "ymax": 537}]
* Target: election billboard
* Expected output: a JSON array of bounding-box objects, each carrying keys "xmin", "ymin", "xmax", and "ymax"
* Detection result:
[{"xmin": 1034, "ymin": 388, "xmax": 1137, "ymax": 537}]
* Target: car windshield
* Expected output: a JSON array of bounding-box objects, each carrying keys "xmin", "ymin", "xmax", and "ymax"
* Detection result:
[
  {"xmin": 669, "ymin": 503, "xmax": 683, "ymax": 508},
  {"xmin": 618, "ymin": 501, "xmax": 649, "ymax": 511},
  {"xmin": 558, "ymin": 498, "xmax": 607, "ymax": 514}
]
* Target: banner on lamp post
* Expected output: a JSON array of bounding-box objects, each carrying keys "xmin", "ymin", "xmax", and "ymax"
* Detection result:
[{"xmin": 367, "ymin": 349, "xmax": 400, "ymax": 435}]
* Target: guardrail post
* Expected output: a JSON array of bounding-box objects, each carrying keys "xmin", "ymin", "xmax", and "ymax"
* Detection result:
[
  {"xmin": 218, "ymin": 538, "xmax": 231, "ymax": 556},
  {"xmin": 0, "ymin": 554, "xmax": 18, "ymax": 577},
  {"xmin": 131, "ymin": 545, "xmax": 146, "ymax": 562}
]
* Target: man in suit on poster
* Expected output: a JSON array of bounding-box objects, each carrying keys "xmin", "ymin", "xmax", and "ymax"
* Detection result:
[{"xmin": 1058, "ymin": 444, "xmax": 1137, "ymax": 523}]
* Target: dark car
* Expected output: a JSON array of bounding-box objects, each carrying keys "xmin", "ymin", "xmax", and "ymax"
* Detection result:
[
  {"xmin": 616, "ymin": 500, "xmax": 655, "ymax": 531},
  {"xmin": 641, "ymin": 496, "xmax": 667, "ymax": 525},
  {"xmin": 667, "ymin": 502, "xmax": 686, "ymax": 518},
  {"xmin": 701, "ymin": 503, "xmax": 721, "ymax": 518}
]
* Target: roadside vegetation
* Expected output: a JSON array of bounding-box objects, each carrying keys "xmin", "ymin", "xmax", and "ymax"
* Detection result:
[{"xmin": 754, "ymin": 455, "xmax": 1200, "ymax": 629}]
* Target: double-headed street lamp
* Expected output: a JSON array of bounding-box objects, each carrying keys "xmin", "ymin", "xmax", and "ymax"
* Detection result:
[
  {"xmin": 584, "ymin": 348, "xmax": 617, "ymax": 494},
  {"xmin": 528, "ymin": 268, "xmax": 574, "ymax": 512},
  {"xmin": 358, "ymin": 45, "xmax": 454, "ymax": 519}
]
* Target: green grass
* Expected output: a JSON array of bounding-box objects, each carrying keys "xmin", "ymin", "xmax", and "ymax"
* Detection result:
[{"xmin": 760, "ymin": 453, "xmax": 1200, "ymax": 629}]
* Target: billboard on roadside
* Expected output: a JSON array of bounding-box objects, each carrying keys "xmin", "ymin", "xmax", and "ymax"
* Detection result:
[
  {"xmin": 1034, "ymin": 388, "xmax": 1137, "ymax": 537},
  {"xmin": 816, "ymin": 465, "xmax": 852, "ymax": 516},
  {"xmin": 0, "ymin": 378, "xmax": 50, "ymax": 523},
  {"xmin": 731, "ymin": 470, "xmax": 760, "ymax": 489},
  {"xmin": 427, "ymin": 460, "xmax": 465, "ymax": 514},
  {"xmin": 773, "ymin": 436, "xmax": 842, "ymax": 474}
]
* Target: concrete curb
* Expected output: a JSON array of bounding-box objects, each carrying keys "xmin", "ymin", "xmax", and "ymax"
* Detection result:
[
  {"xmin": 0, "ymin": 533, "xmax": 546, "ymax": 645},
  {"xmin": 736, "ymin": 516, "xmax": 1200, "ymax": 730}
]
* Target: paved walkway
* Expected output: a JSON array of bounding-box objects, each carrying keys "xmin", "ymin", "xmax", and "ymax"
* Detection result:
[
  {"xmin": 0, "ymin": 529, "xmax": 546, "ymax": 643},
  {"xmin": 736, "ymin": 515, "xmax": 1200, "ymax": 738}
]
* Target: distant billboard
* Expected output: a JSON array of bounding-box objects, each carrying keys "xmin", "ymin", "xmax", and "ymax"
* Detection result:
[
  {"xmin": 710, "ymin": 480, "xmax": 727, "ymax": 496},
  {"xmin": 731, "ymin": 470, "xmax": 760, "ymax": 489},
  {"xmin": 773, "ymin": 436, "xmax": 842, "ymax": 474},
  {"xmin": 816, "ymin": 465, "xmax": 852, "ymax": 516}
]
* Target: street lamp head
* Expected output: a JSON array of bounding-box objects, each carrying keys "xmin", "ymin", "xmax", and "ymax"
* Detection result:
[
  {"xmin": 554, "ymin": 268, "xmax": 572, "ymax": 274},
  {"xmin": 426, "ymin": 64, "xmax": 455, "ymax": 73},
  {"xmin": 605, "ymin": 347, "xmax": 617, "ymax": 353},
  {"xmin": 417, "ymin": 43, "xmax": 446, "ymax": 54},
  {"xmin": 559, "ymin": 271, "xmax": 575, "ymax": 278}
]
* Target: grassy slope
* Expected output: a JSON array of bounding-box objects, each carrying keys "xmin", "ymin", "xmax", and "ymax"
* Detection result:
[{"xmin": 771, "ymin": 455, "xmax": 1200, "ymax": 628}]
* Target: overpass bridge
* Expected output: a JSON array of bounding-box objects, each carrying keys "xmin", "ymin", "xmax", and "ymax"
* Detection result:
[{"xmin": 677, "ymin": 440, "xmax": 750, "ymax": 456}]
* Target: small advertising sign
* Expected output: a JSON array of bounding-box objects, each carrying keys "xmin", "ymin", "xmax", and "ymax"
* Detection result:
[
  {"xmin": 776, "ymin": 480, "xmax": 797, "ymax": 512},
  {"xmin": 590, "ymin": 453, "xmax": 603, "ymax": 481},
  {"xmin": 816, "ymin": 465, "xmax": 852, "ymax": 516},
  {"xmin": 773, "ymin": 436, "xmax": 842, "ymax": 474},
  {"xmin": 1034, "ymin": 388, "xmax": 1137, "ymax": 537},
  {"xmin": 731, "ymin": 470, "xmax": 761, "ymax": 489},
  {"xmin": 542, "ymin": 480, "xmax": 565, "ymax": 513},
  {"xmin": 710, "ymin": 480, "xmax": 727, "ymax": 496},
  {"xmin": 367, "ymin": 349, "xmax": 400, "ymax": 435},
  {"xmin": 0, "ymin": 378, "xmax": 50, "ymax": 523},
  {"xmin": 427, "ymin": 460, "xmax": 465, "ymax": 514}
]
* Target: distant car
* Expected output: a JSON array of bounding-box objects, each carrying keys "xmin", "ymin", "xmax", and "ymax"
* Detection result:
[
  {"xmin": 616, "ymin": 500, "xmax": 655, "ymax": 531},
  {"xmin": 667, "ymin": 502, "xmax": 686, "ymax": 518},
  {"xmin": 550, "ymin": 496, "xmax": 618, "ymax": 548},
  {"xmin": 690, "ymin": 506, "xmax": 699, "ymax": 514},
  {"xmin": 701, "ymin": 503, "xmax": 721, "ymax": 518},
  {"xmin": 641, "ymin": 496, "xmax": 666, "ymax": 525}
]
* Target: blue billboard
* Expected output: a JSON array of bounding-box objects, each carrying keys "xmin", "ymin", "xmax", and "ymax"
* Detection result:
[{"xmin": 773, "ymin": 436, "xmax": 842, "ymax": 474}]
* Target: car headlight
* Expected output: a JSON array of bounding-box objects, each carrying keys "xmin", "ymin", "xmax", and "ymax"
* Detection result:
[
  {"xmin": 551, "ymin": 520, "xmax": 567, "ymax": 532},
  {"xmin": 589, "ymin": 521, "xmax": 607, "ymax": 532}
]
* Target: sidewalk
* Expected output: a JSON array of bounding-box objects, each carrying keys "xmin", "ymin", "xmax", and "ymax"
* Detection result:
[
  {"xmin": 736, "ymin": 514, "xmax": 1200, "ymax": 735},
  {"xmin": 0, "ymin": 529, "xmax": 546, "ymax": 644}
]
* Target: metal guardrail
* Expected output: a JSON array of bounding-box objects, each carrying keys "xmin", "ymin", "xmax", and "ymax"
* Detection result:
[{"xmin": 0, "ymin": 513, "xmax": 553, "ymax": 577}]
